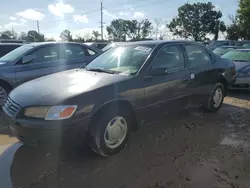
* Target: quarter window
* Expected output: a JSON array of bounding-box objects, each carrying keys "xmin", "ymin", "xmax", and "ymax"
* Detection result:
[
  {"xmin": 185, "ymin": 45, "xmax": 211, "ymax": 68},
  {"xmin": 151, "ymin": 45, "xmax": 185, "ymax": 72}
]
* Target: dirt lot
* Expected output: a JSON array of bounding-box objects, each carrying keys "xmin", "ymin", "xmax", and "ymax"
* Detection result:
[{"xmin": 0, "ymin": 91, "xmax": 250, "ymax": 188}]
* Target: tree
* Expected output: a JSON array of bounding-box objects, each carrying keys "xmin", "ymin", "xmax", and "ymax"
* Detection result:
[
  {"xmin": 168, "ymin": 2, "xmax": 225, "ymax": 41},
  {"xmin": 106, "ymin": 19, "xmax": 128, "ymax": 41},
  {"xmin": 226, "ymin": 14, "xmax": 242, "ymax": 40},
  {"xmin": 127, "ymin": 19, "xmax": 153, "ymax": 41},
  {"xmin": 45, "ymin": 38, "xmax": 56, "ymax": 42},
  {"xmin": 18, "ymin": 32, "xmax": 27, "ymax": 40},
  {"xmin": 92, "ymin": 30, "xmax": 100, "ymax": 41},
  {"xmin": 60, "ymin": 29, "xmax": 73, "ymax": 41},
  {"xmin": 73, "ymin": 35, "xmax": 85, "ymax": 42},
  {"xmin": 0, "ymin": 30, "xmax": 17, "ymax": 39},
  {"xmin": 237, "ymin": 0, "xmax": 250, "ymax": 39},
  {"xmin": 26, "ymin": 30, "xmax": 45, "ymax": 42}
]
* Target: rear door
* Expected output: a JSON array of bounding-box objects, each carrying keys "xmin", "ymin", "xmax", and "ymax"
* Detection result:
[
  {"xmin": 142, "ymin": 44, "xmax": 191, "ymax": 121},
  {"xmin": 182, "ymin": 43, "xmax": 218, "ymax": 105}
]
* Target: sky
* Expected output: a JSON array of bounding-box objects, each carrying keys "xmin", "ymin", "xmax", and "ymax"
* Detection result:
[{"xmin": 0, "ymin": 0, "xmax": 239, "ymax": 40}]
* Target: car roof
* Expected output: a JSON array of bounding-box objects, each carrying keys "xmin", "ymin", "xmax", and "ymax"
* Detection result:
[
  {"xmin": 234, "ymin": 49, "xmax": 250, "ymax": 52},
  {"xmin": 115, "ymin": 40, "xmax": 200, "ymax": 46},
  {"xmin": 216, "ymin": 45, "xmax": 239, "ymax": 48}
]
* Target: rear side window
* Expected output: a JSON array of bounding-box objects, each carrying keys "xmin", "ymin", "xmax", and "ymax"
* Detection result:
[
  {"xmin": 185, "ymin": 44, "xmax": 211, "ymax": 68},
  {"xmin": 0, "ymin": 45, "xmax": 20, "ymax": 57}
]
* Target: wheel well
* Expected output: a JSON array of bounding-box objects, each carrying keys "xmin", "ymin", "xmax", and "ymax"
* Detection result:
[
  {"xmin": 0, "ymin": 79, "xmax": 12, "ymax": 92},
  {"xmin": 218, "ymin": 77, "xmax": 228, "ymax": 96},
  {"xmin": 90, "ymin": 100, "xmax": 138, "ymax": 132}
]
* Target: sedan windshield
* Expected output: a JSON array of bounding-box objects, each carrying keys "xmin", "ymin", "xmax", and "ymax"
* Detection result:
[
  {"xmin": 86, "ymin": 44, "xmax": 155, "ymax": 75},
  {"xmin": 0, "ymin": 44, "xmax": 34, "ymax": 62},
  {"xmin": 222, "ymin": 50, "xmax": 250, "ymax": 62},
  {"xmin": 213, "ymin": 48, "xmax": 231, "ymax": 55}
]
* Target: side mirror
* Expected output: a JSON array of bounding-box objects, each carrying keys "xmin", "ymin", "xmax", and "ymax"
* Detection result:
[
  {"xmin": 22, "ymin": 55, "xmax": 35, "ymax": 64},
  {"xmin": 150, "ymin": 67, "xmax": 168, "ymax": 76}
]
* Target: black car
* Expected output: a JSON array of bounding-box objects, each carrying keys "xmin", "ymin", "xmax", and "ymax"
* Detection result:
[
  {"xmin": 0, "ymin": 43, "xmax": 22, "ymax": 57},
  {"xmin": 3, "ymin": 40, "xmax": 236, "ymax": 156}
]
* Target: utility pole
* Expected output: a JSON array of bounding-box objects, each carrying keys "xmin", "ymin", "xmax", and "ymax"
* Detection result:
[
  {"xmin": 11, "ymin": 26, "xmax": 14, "ymax": 38},
  {"xmin": 100, "ymin": 2, "xmax": 104, "ymax": 40},
  {"xmin": 37, "ymin": 20, "xmax": 40, "ymax": 34}
]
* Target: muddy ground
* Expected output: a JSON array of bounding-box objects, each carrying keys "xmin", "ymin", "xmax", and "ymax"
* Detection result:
[{"xmin": 0, "ymin": 91, "xmax": 250, "ymax": 188}]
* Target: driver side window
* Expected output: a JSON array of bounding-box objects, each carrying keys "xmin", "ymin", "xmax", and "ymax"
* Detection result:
[
  {"xmin": 29, "ymin": 45, "xmax": 60, "ymax": 63},
  {"xmin": 151, "ymin": 45, "xmax": 185, "ymax": 72}
]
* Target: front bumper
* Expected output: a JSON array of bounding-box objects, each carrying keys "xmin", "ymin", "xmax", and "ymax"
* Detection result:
[
  {"xmin": 229, "ymin": 77, "xmax": 250, "ymax": 90},
  {"xmin": 3, "ymin": 110, "xmax": 91, "ymax": 145}
]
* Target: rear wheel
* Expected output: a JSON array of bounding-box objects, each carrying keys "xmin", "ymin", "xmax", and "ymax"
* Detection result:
[
  {"xmin": 88, "ymin": 107, "xmax": 132, "ymax": 156},
  {"xmin": 202, "ymin": 83, "xmax": 224, "ymax": 112}
]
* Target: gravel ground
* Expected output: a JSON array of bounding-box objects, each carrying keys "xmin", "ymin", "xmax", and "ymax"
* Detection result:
[{"xmin": 0, "ymin": 91, "xmax": 250, "ymax": 188}]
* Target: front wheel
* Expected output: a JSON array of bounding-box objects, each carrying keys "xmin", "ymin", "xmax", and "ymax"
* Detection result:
[
  {"xmin": 88, "ymin": 108, "xmax": 132, "ymax": 156},
  {"xmin": 0, "ymin": 85, "xmax": 9, "ymax": 106},
  {"xmin": 202, "ymin": 83, "xmax": 225, "ymax": 112}
]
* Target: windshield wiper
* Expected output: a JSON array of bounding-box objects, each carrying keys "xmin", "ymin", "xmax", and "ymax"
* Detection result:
[{"xmin": 85, "ymin": 68, "xmax": 117, "ymax": 74}]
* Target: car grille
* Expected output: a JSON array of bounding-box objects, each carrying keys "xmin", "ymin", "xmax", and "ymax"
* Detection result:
[{"xmin": 3, "ymin": 97, "xmax": 21, "ymax": 116}]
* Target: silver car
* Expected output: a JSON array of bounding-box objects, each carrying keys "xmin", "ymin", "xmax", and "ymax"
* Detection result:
[
  {"xmin": 0, "ymin": 42, "xmax": 101, "ymax": 105},
  {"xmin": 222, "ymin": 49, "xmax": 250, "ymax": 90}
]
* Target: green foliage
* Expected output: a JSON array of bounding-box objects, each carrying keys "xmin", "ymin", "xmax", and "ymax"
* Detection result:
[
  {"xmin": 237, "ymin": 0, "xmax": 250, "ymax": 39},
  {"xmin": 168, "ymin": 2, "xmax": 225, "ymax": 41},
  {"xmin": 60, "ymin": 29, "xmax": 73, "ymax": 41},
  {"xmin": 26, "ymin": 30, "xmax": 45, "ymax": 42},
  {"xmin": 0, "ymin": 30, "xmax": 17, "ymax": 39},
  {"xmin": 226, "ymin": 15, "xmax": 242, "ymax": 40},
  {"xmin": 106, "ymin": 19, "xmax": 153, "ymax": 41}
]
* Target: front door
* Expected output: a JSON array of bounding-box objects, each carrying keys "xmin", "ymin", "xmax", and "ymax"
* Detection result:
[{"xmin": 142, "ymin": 44, "xmax": 191, "ymax": 122}]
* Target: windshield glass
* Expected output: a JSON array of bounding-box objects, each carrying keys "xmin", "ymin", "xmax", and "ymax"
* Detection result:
[
  {"xmin": 213, "ymin": 48, "xmax": 231, "ymax": 55},
  {"xmin": 86, "ymin": 44, "xmax": 155, "ymax": 75},
  {"xmin": 222, "ymin": 50, "xmax": 250, "ymax": 62},
  {"xmin": 0, "ymin": 45, "xmax": 34, "ymax": 62}
]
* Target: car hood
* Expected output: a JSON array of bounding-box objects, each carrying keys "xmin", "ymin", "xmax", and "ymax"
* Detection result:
[
  {"xmin": 233, "ymin": 61, "xmax": 250, "ymax": 72},
  {"xmin": 9, "ymin": 69, "xmax": 130, "ymax": 107}
]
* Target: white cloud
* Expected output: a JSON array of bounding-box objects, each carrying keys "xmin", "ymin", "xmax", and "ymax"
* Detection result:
[
  {"xmin": 48, "ymin": 2, "xmax": 74, "ymax": 18},
  {"xmin": 103, "ymin": 10, "xmax": 117, "ymax": 19},
  {"xmin": 118, "ymin": 12, "xmax": 130, "ymax": 17},
  {"xmin": 73, "ymin": 14, "xmax": 88, "ymax": 23},
  {"xmin": 16, "ymin": 9, "xmax": 45, "ymax": 21},
  {"xmin": 124, "ymin": 5, "xmax": 134, "ymax": 11},
  {"xmin": 133, "ymin": 12, "xmax": 145, "ymax": 19},
  {"xmin": 20, "ymin": 19, "xmax": 27, "ymax": 24},
  {"xmin": 9, "ymin": 16, "xmax": 16, "ymax": 21}
]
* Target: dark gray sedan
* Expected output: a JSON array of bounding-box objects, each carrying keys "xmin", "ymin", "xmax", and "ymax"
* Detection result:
[
  {"xmin": 0, "ymin": 42, "xmax": 101, "ymax": 105},
  {"xmin": 3, "ymin": 40, "xmax": 236, "ymax": 156}
]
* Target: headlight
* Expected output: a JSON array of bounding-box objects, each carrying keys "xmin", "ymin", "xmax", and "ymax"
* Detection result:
[{"xmin": 24, "ymin": 105, "xmax": 77, "ymax": 120}]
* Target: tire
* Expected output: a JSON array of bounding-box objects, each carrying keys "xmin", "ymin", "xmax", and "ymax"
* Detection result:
[
  {"xmin": 0, "ymin": 85, "xmax": 10, "ymax": 106},
  {"xmin": 202, "ymin": 82, "xmax": 225, "ymax": 112},
  {"xmin": 88, "ymin": 107, "xmax": 132, "ymax": 156}
]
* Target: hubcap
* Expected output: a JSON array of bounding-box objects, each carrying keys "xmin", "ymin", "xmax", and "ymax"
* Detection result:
[
  {"xmin": 104, "ymin": 116, "xmax": 128, "ymax": 149},
  {"xmin": 0, "ymin": 87, "xmax": 7, "ymax": 106},
  {"xmin": 213, "ymin": 88, "xmax": 223, "ymax": 108}
]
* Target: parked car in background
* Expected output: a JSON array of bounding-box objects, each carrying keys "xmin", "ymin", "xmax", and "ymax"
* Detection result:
[
  {"xmin": 0, "ymin": 42, "xmax": 101, "ymax": 105},
  {"xmin": 3, "ymin": 40, "xmax": 236, "ymax": 156},
  {"xmin": 234, "ymin": 41, "xmax": 250, "ymax": 47},
  {"xmin": 222, "ymin": 49, "xmax": 250, "ymax": 90},
  {"xmin": 208, "ymin": 40, "xmax": 234, "ymax": 51},
  {"xmin": 0, "ymin": 39, "xmax": 25, "ymax": 44},
  {"xmin": 213, "ymin": 46, "xmax": 242, "ymax": 56},
  {"xmin": 242, "ymin": 43, "xmax": 250, "ymax": 48},
  {"xmin": 85, "ymin": 42, "xmax": 109, "ymax": 50},
  {"xmin": 0, "ymin": 43, "xmax": 22, "ymax": 57}
]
